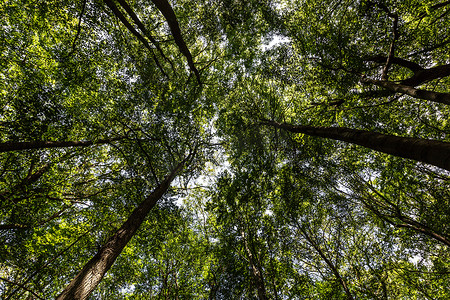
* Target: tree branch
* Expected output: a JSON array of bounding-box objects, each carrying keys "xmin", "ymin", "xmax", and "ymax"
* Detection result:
[
  {"xmin": 103, "ymin": 0, "xmax": 168, "ymax": 77},
  {"xmin": 0, "ymin": 136, "xmax": 124, "ymax": 153},
  {"xmin": 6, "ymin": 231, "xmax": 90, "ymax": 300},
  {"xmin": 407, "ymin": 39, "xmax": 450, "ymax": 57},
  {"xmin": 416, "ymin": 0, "xmax": 450, "ymax": 20},
  {"xmin": 362, "ymin": 78, "xmax": 450, "ymax": 105},
  {"xmin": 66, "ymin": 0, "xmax": 87, "ymax": 58},
  {"xmin": 150, "ymin": 0, "xmax": 201, "ymax": 83},
  {"xmin": 401, "ymin": 64, "xmax": 450, "ymax": 87},
  {"xmin": 115, "ymin": 0, "xmax": 175, "ymax": 71},
  {"xmin": 0, "ymin": 277, "xmax": 44, "ymax": 300},
  {"xmin": 365, "ymin": 55, "xmax": 423, "ymax": 72},
  {"xmin": 381, "ymin": 11, "xmax": 399, "ymax": 80}
]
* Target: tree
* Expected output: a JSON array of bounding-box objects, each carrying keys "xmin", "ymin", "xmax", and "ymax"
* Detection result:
[
  {"xmin": 261, "ymin": 120, "xmax": 450, "ymax": 171},
  {"xmin": 1, "ymin": 0, "xmax": 449, "ymax": 299}
]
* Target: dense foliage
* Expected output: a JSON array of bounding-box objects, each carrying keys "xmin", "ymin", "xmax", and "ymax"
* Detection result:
[{"xmin": 1, "ymin": 0, "xmax": 449, "ymax": 299}]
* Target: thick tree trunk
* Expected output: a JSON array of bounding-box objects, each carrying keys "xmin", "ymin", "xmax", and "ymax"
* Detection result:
[
  {"xmin": 0, "ymin": 137, "xmax": 123, "ymax": 153},
  {"xmin": 363, "ymin": 78, "xmax": 450, "ymax": 105},
  {"xmin": 56, "ymin": 161, "xmax": 185, "ymax": 300},
  {"xmin": 262, "ymin": 120, "xmax": 450, "ymax": 171}
]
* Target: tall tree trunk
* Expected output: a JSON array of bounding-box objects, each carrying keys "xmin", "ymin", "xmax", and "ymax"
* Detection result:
[
  {"xmin": 0, "ymin": 137, "xmax": 123, "ymax": 153},
  {"xmin": 240, "ymin": 229, "xmax": 268, "ymax": 300},
  {"xmin": 115, "ymin": 0, "xmax": 170, "ymax": 64},
  {"xmin": 56, "ymin": 160, "xmax": 186, "ymax": 300},
  {"xmin": 262, "ymin": 120, "xmax": 450, "ymax": 171}
]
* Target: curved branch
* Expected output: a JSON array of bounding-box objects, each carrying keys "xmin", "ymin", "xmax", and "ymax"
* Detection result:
[
  {"xmin": 362, "ymin": 78, "xmax": 450, "ymax": 105},
  {"xmin": 365, "ymin": 55, "xmax": 423, "ymax": 72},
  {"xmin": 355, "ymin": 184, "xmax": 450, "ymax": 247},
  {"xmin": 396, "ymin": 217, "xmax": 450, "ymax": 247},
  {"xmin": 401, "ymin": 64, "xmax": 450, "ymax": 87}
]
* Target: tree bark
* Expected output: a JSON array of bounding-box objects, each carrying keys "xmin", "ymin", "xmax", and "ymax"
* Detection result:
[
  {"xmin": 262, "ymin": 120, "xmax": 450, "ymax": 171},
  {"xmin": 401, "ymin": 64, "xmax": 450, "ymax": 87},
  {"xmin": 240, "ymin": 229, "xmax": 268, "ymax": 300},
  {"xmin": 362, "ymin": 78, "xmax": 450, "ymax": 105},
  {"xmin": 150, "ymin": 0, "xmax": 201, "ymax": 83},
  {"xmin": 0, "ymin": 137, "xmax": 123, "ymax": 153},
  {"xmin": 103, "ymin": 0, "xmax": 167, "ymax": 76},
  {"xmin": 56, "ymin": 160, "xmax": 186, "ymax": 300},
  {"xmin": 114, "ymin": 0, "xmax": 173, "ymax": 69},
  {"xmin": 396, "ymin": 218, "xmax": 450, "ymax": 247}
]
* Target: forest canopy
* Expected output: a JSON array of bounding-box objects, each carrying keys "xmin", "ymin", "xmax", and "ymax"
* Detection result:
[{"xmin": 0, "ymin": 0, "xmax": 449, "ymax": 299}]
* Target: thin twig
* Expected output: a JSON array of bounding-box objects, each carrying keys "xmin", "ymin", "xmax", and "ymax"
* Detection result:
[{"xmin": 66, "ymin": 0, "xmax": 87, "ymax": 58}]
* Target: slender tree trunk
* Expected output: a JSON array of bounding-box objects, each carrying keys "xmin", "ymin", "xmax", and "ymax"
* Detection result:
[
  {"xmin": 102, "ymin": 0, "xmax": 167, "ymax": 76},
  {"xmin": 208, "ymin": 272, "xmax": 219, "ymax": 300},
  {"xmin": 262, "ymin": 120, "xmax": 450, "ymax": 171},
  {"xmin": 0, "ymin": 137, "xmax": 123, "ymax": 153},
  {"xmin": 240, "ymin": 229, "xmax": 267, "ymax": 300},
  {"xmin": 363, "ymin": 78, "xmax": 450, "ymax": 105},
  {"xmin": 115, "ymin": 0, "xmax": 170, "ymax": 64},
  {"xmin": 56, "ymin": 161, "xmax": 186, "ymax": 300},
  {"xmin": 150, "ymin": 0, "xmax": 201, "ymax": 83},
  {"xmin": 299, "ymin": 227, "xmax": 354, "ymax": 300},
  {"xmin": 357, "ymin": 187, "xmax": 450, "ymax": 247},
  {"xmin": 396, "ymin": 219, "xmax": 450, "ymax": 247}
]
